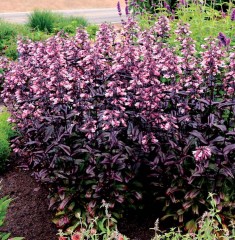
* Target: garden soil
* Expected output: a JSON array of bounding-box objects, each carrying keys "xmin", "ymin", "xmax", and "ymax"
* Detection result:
[
  {"xmin": 0, "ymin": 158, "xmax": 57, "ymax": 240},
  {"xmin": 0, "ymin": 0, "xmax": 126, "ymax": 12}
]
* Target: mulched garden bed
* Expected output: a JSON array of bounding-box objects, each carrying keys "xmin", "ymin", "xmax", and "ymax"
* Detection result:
[
  {"xmin": 0, "ymin": 158, "xmax": 57, "ymax": 240},
  {"xmin": 0, "ymin": 154, "xmax": 159, "ymax": 240}
]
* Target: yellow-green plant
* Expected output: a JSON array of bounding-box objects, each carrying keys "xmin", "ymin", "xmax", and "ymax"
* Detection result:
[{"xmin": 0, "ymin": 109, "xmax": 15, "ymax": 172}]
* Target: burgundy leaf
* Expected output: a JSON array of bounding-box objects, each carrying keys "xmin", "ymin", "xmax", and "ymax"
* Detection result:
[
  {"xmin": 190, "ymin": 131, "xmax": 208, "ymax": 144},
  {"xmin": 223, "ymin": 144, "xmax": 235, "ymax": 155},
  {"xmin": 58, "ymin": 144, "xmax": 71, "ymax": 155}
]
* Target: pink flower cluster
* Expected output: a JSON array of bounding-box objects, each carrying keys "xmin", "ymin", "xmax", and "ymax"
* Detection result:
[
  {"xmin": 1, "ymin": 16, "xmax": 234, "ymax": 158},
  {"xmin": 192, "ymin": 146, "xmax": 212, "ymax": 161}
]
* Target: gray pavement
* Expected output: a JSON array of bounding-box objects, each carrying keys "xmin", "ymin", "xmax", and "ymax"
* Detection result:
[{"xmin": 0, "ymin": 8, "xmax": 127, "ymax": 24}]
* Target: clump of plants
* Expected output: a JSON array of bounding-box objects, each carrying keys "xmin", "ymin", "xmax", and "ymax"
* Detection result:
[
  {"xmin": 86, "ymin": 25, "xmax": 99, "ymax": 40},
  {"xmin": 58, "ymin": 193, "xmax": 235, "ymax": 239},
  {"xmin": 28, "ymin": 10, "xmax": 88, "ymax": 33},
  {"xmin": 0, "ymin": 57, "xmax": 9, "ymax": 90},
  {"xmin": 0, "ymin": 21, "xmax": 25, "ymax": 60},
  {"xmin": 28, "ymin": 10, "xmax": 56, "ymax": 33},
  {"xmin": 2, "ymin": 15, "xmax": 235, "ymax": 232}
]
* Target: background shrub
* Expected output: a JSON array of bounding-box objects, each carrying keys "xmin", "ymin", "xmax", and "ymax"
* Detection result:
[
  {"xmin": 135, "ymin": 1, "xmax": 235, "ymax": 49},
  {"xmin": 0, "ymin": 57, "xmax": 10, "ymax": 91},
  {"xmin": 0, "ymin": 12, "xmax": 91, "ymax": 60},
  {"xmin": 0, "ymin": 109, "xmax": 15, "ymax": 172},
  {"xmin": 84, "ymin": 24, "xmax": 99, "ymax": 39},
  {"xmin": 53, "ymin": 16, "xmax": 88, "ymax": 34},
  {"xmin": 2, "ymin": 16, "xmax": 235, "ymax": 229},
  {"xmin": 0, "ymin": 20, "xmax": 53, "ymax": 60},
  {"xmin": 0, "ymin": 21, "xmax": 21, "ymax": 60},
  {"xmin": 129, "ymin": 0, "xmax": 235, "ymax": 13}
]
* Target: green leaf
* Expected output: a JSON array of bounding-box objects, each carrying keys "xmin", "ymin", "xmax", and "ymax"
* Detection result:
[
  {"xmin": 215, "ymin": 214, "xmax": 222, "ymax": 224},
  {"xmin": 1, "ymin": 233, "xmax": 11, "ymax": 240},
  {"xmin": 97, "ymin": 219, "xmax": 106, "ymax": 233}
]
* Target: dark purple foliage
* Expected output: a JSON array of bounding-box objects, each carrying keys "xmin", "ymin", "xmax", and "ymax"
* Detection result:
[{"xmin": 2, "ymin": 17, "xmax": 235, "ymax": 225}]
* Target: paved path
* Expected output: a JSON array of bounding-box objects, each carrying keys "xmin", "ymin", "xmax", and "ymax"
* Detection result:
[{"xmin": 0, "ymin": 8, "xmax": 127, "ymax": 24}]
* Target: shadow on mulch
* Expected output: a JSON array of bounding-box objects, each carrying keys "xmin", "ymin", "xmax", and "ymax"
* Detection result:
[
  {"xmin": 118, "ymin": 201, "xmax": 165, "ymax": 240},
  {"xmin": 118, "ymin": 212, "xmax": 156, "ymax": 240},
  {"xmin": 0, "ymin": 159, "xmax": 57, "ymax": 240}
]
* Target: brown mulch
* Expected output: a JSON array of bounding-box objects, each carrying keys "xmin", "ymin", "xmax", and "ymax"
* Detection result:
[
  {"xmin": 0, "ymin": 160, "xmax": 57, "ymax": 240},
  {"xmin": 0, "ymin": 157, "xmax": 160, "ymax": 240}
]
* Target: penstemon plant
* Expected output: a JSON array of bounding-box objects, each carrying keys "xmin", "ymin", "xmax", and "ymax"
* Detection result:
[{"xmin": 1, "ymin": 15, "xmax": 235, "ymax": 229}]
